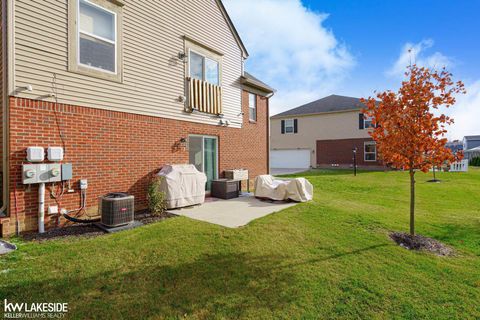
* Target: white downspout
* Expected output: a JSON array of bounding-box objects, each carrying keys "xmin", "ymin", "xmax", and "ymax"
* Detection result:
[{"xmin": 38, "ymin": 182, "xmax": 45, "ymax": 233}]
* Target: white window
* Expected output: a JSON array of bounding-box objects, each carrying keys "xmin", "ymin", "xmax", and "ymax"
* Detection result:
[
  {"xmin": 285, "ymin": 119, "xmax": 295, "ymax": 133},
  {"xmin": 69, "ymin": 0, "xmax": 122, "ymax": 81},
  {"xmin": 249, "ymin": 93, "xmax": 257, "ymax": 122},
  {"xmin": 189, "ymin": 50, "xmax": 220, "ymax": 85},
  {"xmin": 364, "ymin": 116, "xmax": 375, "ymax": 129},
  {"xmin": 364, "ymin": 141, "xmax": 377, "ymax": 161},
  {"xmin": 78, "ymin": 0, "xmax": 116, "ymax": 73}
]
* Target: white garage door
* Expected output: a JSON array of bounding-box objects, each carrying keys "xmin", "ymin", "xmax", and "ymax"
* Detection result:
[{"xmin": 270, "ymin": 149, "xmax": 310, "ymax": 168}]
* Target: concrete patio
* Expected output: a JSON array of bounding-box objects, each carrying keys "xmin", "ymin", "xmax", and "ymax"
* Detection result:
[{"xmin": 167, "ymin": 195, "xmax": 297, "ymax": 228}]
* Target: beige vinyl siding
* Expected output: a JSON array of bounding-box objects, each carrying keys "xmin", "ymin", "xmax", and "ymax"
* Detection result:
[
  {"xmin": 13, "ymin": 0, "xmax": 244, "ymax": 128},
  {"xmin": 270, "ymin": 111, "xmax": 372, "ymax": 167}
]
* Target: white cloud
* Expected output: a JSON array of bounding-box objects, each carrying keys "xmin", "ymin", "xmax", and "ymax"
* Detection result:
[
  {"xmin": 387, "ymin": 39, "xmax": 453, "ymax": 77},
  {"xmin": 387, "ymin": 40, "xmax": 478, "ymax": 140},
  {"xmin": 223, "ymin": 0, "xmax": 355, "ymax": 114},
  {"xmin": 446, "ymin": 81, "xmax": 480, "ymax": 140}
]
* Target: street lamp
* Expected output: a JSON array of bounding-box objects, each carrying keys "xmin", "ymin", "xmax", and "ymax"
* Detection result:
[{"xmin": 352, "ymin": 147, "xmax": 358, "ymax": 176}]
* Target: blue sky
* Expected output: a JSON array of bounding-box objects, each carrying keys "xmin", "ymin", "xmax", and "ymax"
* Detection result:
[{"xmin": 224, "ymin": 0, "xmax": 480, "ymax": 139}]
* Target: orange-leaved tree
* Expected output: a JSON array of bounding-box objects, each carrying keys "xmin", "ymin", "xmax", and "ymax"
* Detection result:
[{"xmin": 361, "ymin": 65, "xmax": 465, "ymax": 236}]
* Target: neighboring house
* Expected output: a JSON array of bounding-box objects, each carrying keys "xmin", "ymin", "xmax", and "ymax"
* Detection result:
[
  {"xmin": 445, "ymin": 140, "xmax": 463, "ymax": 154},
  {"xmin": 465, "ymin": 147, "xmax": 480, "ymax": 161},
  {"xmin": 0, "ymin": 0, "xmax": 274, "ymax": 236},
  {"xmin": 270, "ymin": 94, "xmax": 381, "ymax": 169},
  {"xmin": 463, "ymin": 135, "xmax": 480, "ymax": 151},
  {"xmin": 463, "ymin": 135, "xmax": 480, "ymax": 160}
]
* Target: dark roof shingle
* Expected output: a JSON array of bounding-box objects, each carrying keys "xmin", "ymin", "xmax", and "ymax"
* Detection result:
[
  {"xmin": 272, "ymin": 94, "xmax": 366, "ymax": 118},
  {"xmin": 464, "ymin": 135, "xmax": 480, "ymax": 140},
  {"xmin": 241, "ymin": 72, "xmax": 275, "ymax": 93}
]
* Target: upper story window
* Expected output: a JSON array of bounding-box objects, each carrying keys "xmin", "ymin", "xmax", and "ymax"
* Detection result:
[
  {"xmin": 185, "ymin": 39, "xmax": 223, "ymax": 115},
  {"xmin": 249, "ymin": 93, "xmax": 257, "ymax": 122},
  {"xmin": 68, "ymin": 0, "xmax": 123, "ymax": 82},
  {"xmin": 364, "ymin": 141, "xmax": 377, "ymax": 161},
  {"xmin": 285, "ymin": 119, "xmax": 294, "ymax": 133},
  {"xmin": 189, "ymin": 50, "xmax": 220, "ymax": 86},
  {"xmin": 364, "ymin": 116, "xmax": 375, "ymax": 129},
  {"xmin": 79, "ymin": 0, "xmax": 116, "ymax": 72},
  {"xmin": 281, "ymin": 119, "xmax": 298, "ymax": 134}
]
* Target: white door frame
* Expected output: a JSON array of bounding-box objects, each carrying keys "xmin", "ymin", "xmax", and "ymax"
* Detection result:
[{"xmin": 188, "ymin": 134, "xmax": 219, "ymax": 180}]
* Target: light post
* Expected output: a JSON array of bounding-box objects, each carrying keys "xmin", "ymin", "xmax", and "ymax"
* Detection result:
[{"xmin": 352, "ymin": 147, "xmax": 357, "ymax": 176}]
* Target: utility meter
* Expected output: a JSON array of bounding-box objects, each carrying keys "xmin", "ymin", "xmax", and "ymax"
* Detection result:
[
  {"xmin": 25, "ymin": 169, "xmax": 35, "ymax": 179},
  {"xmin": 51, "ymin": 167, "xmax": 61, "ymax": 177},
  {"xmin": 48, "ymin": 164, "xmax": 61, "ymax": 182}
]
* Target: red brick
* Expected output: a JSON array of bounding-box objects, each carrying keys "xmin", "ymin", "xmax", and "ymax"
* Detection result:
[{"xmin": 4, "ymin": 92, "xmax": 268, "ymax": 235}]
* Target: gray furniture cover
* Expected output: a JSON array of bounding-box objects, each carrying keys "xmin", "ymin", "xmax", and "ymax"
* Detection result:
[
  {"xmin": 157, "ymin": 164, "xmax": 207, "ymax": 209},
  {"xmin": 254, "ymin": 175, "xmax": 313, "ymax": 202}
]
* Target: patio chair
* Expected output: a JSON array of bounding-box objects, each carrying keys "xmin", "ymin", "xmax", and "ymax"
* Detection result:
[{"xmin": 254, "ymin": 175, "xmax": 313, "ymax": 202}]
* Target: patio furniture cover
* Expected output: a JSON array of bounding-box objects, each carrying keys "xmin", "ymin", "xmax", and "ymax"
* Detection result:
[
  {"xmin": 157, "ymin": 164, "xmax": 207, "ymax": 209},
  {"xmin": 254, "ymin": 175, "xmax": 313, "ymax": 202}
]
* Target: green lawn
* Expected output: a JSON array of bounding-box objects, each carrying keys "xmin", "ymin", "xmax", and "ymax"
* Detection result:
[{"xmin": 1, "ymin": 169, "xmax": 479, "ymax": 319}]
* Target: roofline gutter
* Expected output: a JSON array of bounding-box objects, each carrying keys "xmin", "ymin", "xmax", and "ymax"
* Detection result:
[
  {"xmin": 270, "ymin": 107, "xmax": 362, "ymax": 119},
  {"xmin": 240, "ymin": 76, "xmax": 275, "ymax": 95}
]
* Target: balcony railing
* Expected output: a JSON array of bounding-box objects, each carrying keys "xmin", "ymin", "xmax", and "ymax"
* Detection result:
[{"xmin": 187, "ymin": 77, "xmax": 223, "ymax": 115}]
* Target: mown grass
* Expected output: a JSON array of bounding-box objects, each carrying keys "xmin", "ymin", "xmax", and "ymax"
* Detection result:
[{"xmin": 1, "ymin": 169, "xmax": 479, "ymax": 319}]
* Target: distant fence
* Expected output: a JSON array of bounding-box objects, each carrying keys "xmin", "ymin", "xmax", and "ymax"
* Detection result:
[{"xmin": 450, "ymin": 159, "xmax": 468, "ymax": 172}]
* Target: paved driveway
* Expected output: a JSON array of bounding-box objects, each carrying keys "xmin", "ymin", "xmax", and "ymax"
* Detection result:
[{"xmin": 270, "ymin": 168, "xmax": 308, "ymax": 175}]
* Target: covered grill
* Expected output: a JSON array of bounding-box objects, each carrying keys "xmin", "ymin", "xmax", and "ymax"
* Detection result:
[{"xmin": 157, "ymin": 164, "xmax": 207, "ymax": 209}]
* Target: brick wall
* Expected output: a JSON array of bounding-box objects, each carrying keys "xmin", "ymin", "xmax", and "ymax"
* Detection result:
[
  {"xmin": 316, "ymin": 138, "xmax": 383, "ymax": 168},
  {"xmin": 1, "ymin": 91, "xmax": 268, "ymax": 236}
]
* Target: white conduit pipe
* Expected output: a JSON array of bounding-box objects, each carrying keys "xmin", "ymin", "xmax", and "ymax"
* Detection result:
[{"xmin": 38, "ymin": 182, "xmax": 45, "ymax": 233}]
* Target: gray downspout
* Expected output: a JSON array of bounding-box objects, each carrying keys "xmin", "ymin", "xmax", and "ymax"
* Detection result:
[
  {"xmin": 266, "ymin": 92, "xmax": 274, "ymax": 175},
  {"xmin": 0, "ymin": 0, "xmax": 8, "ymax": 219}
]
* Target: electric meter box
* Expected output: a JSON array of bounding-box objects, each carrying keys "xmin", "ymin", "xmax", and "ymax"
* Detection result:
[
  {"xmin": 47, "ymin": 147, "xmax": 64, "ymax": 161},
  {"xmin": 22, "ymin": 163, "xmax": 62, "ymax": 184},
  {"xmin": 49, "ymin": 163, "xmax": 62, "ymax": 182},
  {"xmin": 26, "ymin": 147, "xmax": 44, "ymax": 162},
  {"xmin": 61, "ymin": 163, "xmax": 73, "ymax": 180}
]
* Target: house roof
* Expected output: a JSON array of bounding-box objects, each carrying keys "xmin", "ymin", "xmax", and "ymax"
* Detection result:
[
  {"xmin": 271, "ymin": 94, "xmax": 366, "ymax": 118},
  {"xmin": 216, "ymin": 0, "xmax": 249, "ymax": 58},
  {"xmin": 464, "ymin": 135, "xmax": 480, "ymax": 140},
  {"xmin": 241, "ymin": 72, "xmax": 275, "ymax": 94},
  {"xmin": 465, "ymin": 146, "xmax": 480, "ymax": 153}
]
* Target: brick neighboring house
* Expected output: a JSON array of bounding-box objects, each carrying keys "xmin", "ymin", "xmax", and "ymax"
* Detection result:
[
  {"xmin": 270, "ymin": 95, "xmax": 382, "ymax": 170},
  {"xmin": 0, "ymin": 0, "xmax": 274, "ymax": 236}
]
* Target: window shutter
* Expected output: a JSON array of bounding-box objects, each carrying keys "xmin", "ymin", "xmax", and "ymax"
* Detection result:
[
  {"xmin": 294, "ymin": 119, "xmax": 298, "ymax": 133},
  {"xmin": 281, "ymin": 120, "xmax": 285, "ymax": 134},
  {"xmin": 359, "ymin": 113, "xmax": 364, "ymax": 129}
]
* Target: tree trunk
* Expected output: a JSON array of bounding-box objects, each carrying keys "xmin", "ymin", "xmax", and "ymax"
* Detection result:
[
  {"xmin": 433, "ymin": 166, "xmax": 436, "ymax": 181},
  {"xmin": 409, "ymin": 168, "xmax": 415, "ymax": 236}
]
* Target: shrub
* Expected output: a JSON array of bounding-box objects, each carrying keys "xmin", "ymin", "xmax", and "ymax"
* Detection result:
[
  {"xmin": 147, "ymin": 176, "xmax": 167, "ymax": 216},
  {"xmin": 470, "ymin": 156, "xmax": 480, "ymax": 167}
]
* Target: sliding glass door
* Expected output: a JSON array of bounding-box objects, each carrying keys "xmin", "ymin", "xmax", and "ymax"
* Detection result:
[{"xmin": 188, "ymin": 135, "xmax": 218, "ymax": 191}]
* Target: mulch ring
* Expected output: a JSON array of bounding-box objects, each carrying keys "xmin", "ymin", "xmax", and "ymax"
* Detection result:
[
  {"xmin": 22, "ymin": 210, "xmax": 175, "ymax": 242},
  {"xmin": 390, "ymin": 232, "xmax": 454, "ymax": 256}
]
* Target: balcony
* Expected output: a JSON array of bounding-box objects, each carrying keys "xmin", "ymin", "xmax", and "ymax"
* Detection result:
[{"xmin": 187, "ymin": 77, "xmax": 223, "ymax": 115}]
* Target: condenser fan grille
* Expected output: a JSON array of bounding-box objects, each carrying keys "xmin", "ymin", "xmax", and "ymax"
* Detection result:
[{"xmin": 99, "ymin": 193, "xmax": 134, "ymax": 227}]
